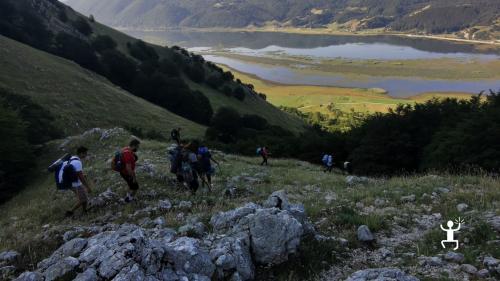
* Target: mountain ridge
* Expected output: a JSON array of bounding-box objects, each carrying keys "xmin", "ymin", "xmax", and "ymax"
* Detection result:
[{"xmin": 66, "ymin": 0, "xmax": 500, "ymax": 40}]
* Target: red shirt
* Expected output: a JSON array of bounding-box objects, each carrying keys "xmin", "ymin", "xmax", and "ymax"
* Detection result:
[{"xmin": 121, "ymin": 147, "xmax": 137, "ymax": 174}]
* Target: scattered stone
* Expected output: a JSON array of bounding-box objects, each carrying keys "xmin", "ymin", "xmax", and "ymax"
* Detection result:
[
  {"xmin": 400, "ymin": 195, "xmax": 416, "ymax": 203},
  {"xmin": 153, "ymin": 217, "xmax": 166, "ymax": 227},
  {"xmin": 346, "ymin": 268, "xmax": 419, "ymax": 281},
  {"xmin": 374, "ymin": 198, "xmax": 386, "ymax": 207},
  {"xmin": 483, "ymin": 256, "xmax": 500, "ymax": 268},
  {"xmin": 357, "ymin": 225, "xmax": 375, "ymax": 242},
  {"xmin": 177, "ymin": 201, "xmax": 193, "ymax": 211},
  {"xmin": 43, "ymin": 256, "xmax": 79, "ymax": 281},
  {"xmin": 74, "ymin": 268, "xmax": 98, "ymax": 281},
  {"xmin": 419, "ymin": 256, "xmax": 443, "ymax": 267},
  {"xmin": 476, "ymin": 269, "xmax": 489, "ymax": 278},
  {"xmin": 178, "ymin": 221, "xmax": 206, "ymax": 238},
  {"xmin": 435, "ymin": 187, "xmax": 450, "ymax": 194},
  {"xmin": 444, "ymin": 251, "xmax": 464, "ymax": 263},
  {"xmin": 263, "ymin": 190, "xmax": 290, "ymax": 210},
  {"xmin": 0, "ymin": 251, "xmax": 19, "ymax": 263},
  {"xmin": 456, "ymin": 203, "xmax": 469, "ymax": 213},
  {"xmin": 346, "ymin": 176, "xmax": 369, "ymax": 185},
  {"xmin": 158, "ymin": 199, "xmax": 173, "ymax": 211},
  {"xmin": 460, "ymin": 264, "xmax": 478, "ymax": 274},
  {"xmin": 487, "ymin": 215, "xmax": 500, "ymax": 232},
  {"xmin": 13, "ymin": 272, "xmax": 44, "ymax": 281}
]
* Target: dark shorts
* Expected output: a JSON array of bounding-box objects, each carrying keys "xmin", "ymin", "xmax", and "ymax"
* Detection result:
[{"xmin": 120, "ymin": 173, "xmax": 139, "ymax": 191}]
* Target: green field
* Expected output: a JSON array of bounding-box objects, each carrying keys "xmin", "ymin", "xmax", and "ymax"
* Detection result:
[{"xmin": 220, "ymin": 66, "xmax": 474, "ymax": 116}]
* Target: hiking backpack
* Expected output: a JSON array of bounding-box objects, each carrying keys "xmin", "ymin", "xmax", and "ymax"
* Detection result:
[
  {"xmin": 256, "ymin": 147, "xmax": 262, "ymax": 155},
  {"xmin": 111, "ymin": 151, "xmax": 123, "ymax": 172},
  {"xmin": 168, "ymin": 147, "xmax": 182, "ymax": 174},
  {"xmin": 322, "ymin": 154, "xmax": 329, "ymax": 164},
  {"xmin": 50, "ymin": 156, "xmax": 79, "ymax": 190}
]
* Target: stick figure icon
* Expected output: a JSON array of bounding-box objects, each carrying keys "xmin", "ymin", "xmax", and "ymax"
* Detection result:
[{"xmin": 440, "ymin": 217, "xmax": 464, "ymax": 250}]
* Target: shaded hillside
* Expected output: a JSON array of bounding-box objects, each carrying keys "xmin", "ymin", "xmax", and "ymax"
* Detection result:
[
  {"xmin": 0, "ymin": 35, "xmax": 206, "ymax": 138},
  {"xmin": 0, "ymin": 0, "xmax": 305, "ymax": 132},
  {"xmin": 66, "ymin": 0, "xmax": 500, "ymax": 38}
]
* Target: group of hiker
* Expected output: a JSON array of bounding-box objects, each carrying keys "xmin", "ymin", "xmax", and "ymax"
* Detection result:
[
  {"xmin": 51, "ymin": 128, "xmax": 223, "ymax": 217},
  {"xmin": 322, "ymin": 153, "xmax": 353, "ymax": 174},
  {"xmin": 52, "ymin": 127, "xmax": 350, "ymax": 218}
]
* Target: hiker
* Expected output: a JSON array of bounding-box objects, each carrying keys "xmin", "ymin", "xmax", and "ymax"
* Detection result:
[
  {"xmin": 323, "ymin": 154, "xmax": 334, "ymax": 173},
  {"xmin": 120, "ymin": 139, "xmax": 140, "ymax": 203},
  {"xmin": 168, "ymin": 144, "xmax": 184, "ymax": 183},
  {"xmin": 197, "ymin": 144, "xmax": 219, "ymax": 191},
  {"xmin": 61, "ymin": 146, "xmax": 92, "ymax": 217},
  {"xmin": 344, "ymin": 161, "xmax": 353, "ymax": 174},
  {"xmin": 258, "ymin": 146, "xmax": 269, "ymax": 166},
  {"xmin": 171, "ymin": 127, "xmax": 182, "ymax": 145},
  {"xmin": 179, "ymin": 142, "xmax": 200, "ymax": 194}
]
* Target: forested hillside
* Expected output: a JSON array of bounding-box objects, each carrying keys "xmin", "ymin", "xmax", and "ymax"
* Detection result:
[{"xmin": 67, "ymin": 0, "xmax": 500, "ymax": 39}]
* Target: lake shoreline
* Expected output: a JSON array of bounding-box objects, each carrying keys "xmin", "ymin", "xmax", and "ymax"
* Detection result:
[{"xmin": 118, "ymin": 26, "xmax": 500, "ymax": 48}]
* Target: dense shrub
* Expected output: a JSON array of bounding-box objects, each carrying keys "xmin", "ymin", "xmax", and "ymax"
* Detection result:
[
  {"xmin": 127, "ymin": 40, "xmax": 159, "ymax": 62},
  {"xmin": 100, "ymin": 49, "xmax": 137, "ymax": 90},
  {"xmin": 92, "ymin": 35, "xmax": 117, "ymax": 52},
  {"xmin": 72, "ymin": 18, "xmax": 93, "ymax": 36},
  {"xmin": 184, "ymin": 63, "xmax": 205, "ymax": 83},
  {"xmin": 233, "ymin": 86, "xmax": 246, "ymax": 101}
]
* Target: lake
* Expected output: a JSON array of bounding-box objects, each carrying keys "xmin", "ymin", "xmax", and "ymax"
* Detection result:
[{"xmin": 127, "ymin": 30, "xmax": 500, "ymax": 97}]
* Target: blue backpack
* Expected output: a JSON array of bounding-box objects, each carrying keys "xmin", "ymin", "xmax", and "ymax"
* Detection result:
[{"xmin": 256, "ymin": 147, "xmax": 262, "ymax": 155}]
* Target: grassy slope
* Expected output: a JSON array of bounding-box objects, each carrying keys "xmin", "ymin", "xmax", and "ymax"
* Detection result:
[
  {"xmin": 0, "ymin": 130, "xmax": 499, "ymax": 279},
  {"xmin": 0, "ymin": 35, "xmax": 205, "ymax": 138},
  {"xmin": 86, "ymin": 17, "xmax": 307, "ymax": 134}
]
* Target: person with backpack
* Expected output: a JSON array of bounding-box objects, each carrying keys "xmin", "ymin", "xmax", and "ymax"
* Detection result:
[
  {"xmin": 179, "ymin": 142, "xmax": 200, "ymax": 194},
  {"xmin": 117, "ymin": 139, "xmax": 140, "ymax": 203},
  {"xmin": 60, "ymin": 146, "xmax": 92, "ymax": 217},
  {"xmin": 171, "ymin": 128, "xmax": 181, "ymax": 145},
  {"xmin": 325, "ymin": 154, "xmax": 334, "ymax": 173},
  {"xmin": 197, "ymin": 144, "xmax": 219, "ymax": 191},
  {"xmin": 259, "ymin": 146, "xmax": 269, "ymax": 166}
]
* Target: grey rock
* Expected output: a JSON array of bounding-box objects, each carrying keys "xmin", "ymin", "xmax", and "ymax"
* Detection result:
[
  {"xmin": 487, "ymin": 216, "xmax": 500, "ymax": 232},
  {"xmin": 420, "ymin": 256, "xmax": 443, "ymax": 267},
  {"xmin": 460, "ymin": 264, "xmax": 478, "ymax": 274},
  {"xmin": 357, "ymin": 225, "xmax": 375, "ymax": 242},
  {"xmin": 476, "ymin": 269, "xmax": 489, "ymax": 278},
  {"xmin": 98, "ymin": 252, "xmax": 131, "ymax": 279},
  {"xmin": 177, "ymin": 201, "xmax": 193, "ymax": 211},
  {"xmin": 444, "ymin": 251, "xmax": 464, "ymax": 263},
  {"xmin": 43, "ymin": 256, "xmax": 79, "ymax": 281},
  {"xmin": 0, "ymin": 250, "xmax": 20, "ymax": 263},
  {"xmin": 483, "ymin": 256, "xmax": 500, "ymax": 268},
  {"xmin": 249, "ymin": 208, "xmax": 303, "ymax": 265},
  {"xmin": 211, "ymin": 232, "xmax": 254, "ymax": 281},
  {"xmin": 112, "ymin": 263, "xmax": 145, "ymax": 281},
  {"xmin": 74, "ymin": 268, "xmax": 98, "ymax": 281},
  {"xmin": 346, "ymin": 176, "xmax": 369, "ymax": 185},
  {"xmin": 263, "ymin": 190, "xmax": 290, "ymax": 210},
  {"xmin": 436, "ymin": 187, "xmax": 450, "ymax": 194},
  {"xmin": 164, "ymin": 237, "xmax": 215, "ymax": 277},
  {"xmin": 61, "ymin": 238, "xmax": 87, "ymax": 257},
  {"xmin": 346, "ymin": 267, "xmax": 419, "ymax": 281},
  {"xmin": 178, "ymin": 222, "xmax": 206, "ymax": 238},
  {"xmin": 210, "ymin": 203, "xmax": 260, "ymax": 233},
  {"xmin": 153, "ymin": 217, "xmax": 166, "ymax": 227},
  {"xmin": 456, "ymin": 203, "xmax": 469, "ymax": 212},
  {"xmin": 158, "ymin": 200, "xmax": 173, "ymax": 211},
  {"xmin": 13, "ymin": 272, "xmax": 44, "ymax": 281},
  {"xmin": 400, "ymin": 195, "xmax": 416, "ymax": 203}
]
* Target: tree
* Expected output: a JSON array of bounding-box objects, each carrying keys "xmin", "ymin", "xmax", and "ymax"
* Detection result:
[
  {"xmin": 233, "ymin": 86, "xmax": 246, "ymax": 101},
  {"xmin": 100, "ymin": 49, "xmax": 137, "ymax": 90},
  {"xmin": 92, "ymin": 35, "xmax": 117, "ymax": 52},
  {"xmin": 72, "ymin": 17, "xmax": 93, "ymax": 36}
]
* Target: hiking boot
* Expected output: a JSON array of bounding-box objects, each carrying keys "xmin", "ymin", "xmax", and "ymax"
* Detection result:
[{"xmin": 124, "ymin": 196, "xmax": 132, "ymax": 203}]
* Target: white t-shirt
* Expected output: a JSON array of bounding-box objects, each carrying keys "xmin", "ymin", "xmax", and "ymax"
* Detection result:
[{"xmin": 58, "ymin": 156, "xmax": 83, "ymax": 187}]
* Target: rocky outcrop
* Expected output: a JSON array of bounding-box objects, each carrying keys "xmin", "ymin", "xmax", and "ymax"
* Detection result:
[{"xmin": 13, "ymin": 192, "xmax": 312, "ymax": 281}]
